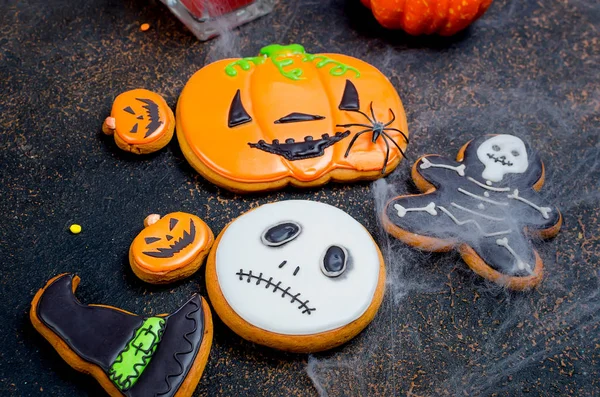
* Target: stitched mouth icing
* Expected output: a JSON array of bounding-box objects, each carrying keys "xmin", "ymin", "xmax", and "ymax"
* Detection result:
[
  {"xmin": 487, "ymin": 153, "xmax": 514, "ymax": 166},
  {"xmin": 142, "ymin": 219, "xmax": 196, "ymax": 258},
  {"xmin": 236, "ymin": 268, "xmax": 316, "ymax": 315},
  {"xmin": 248, "ymin": 131, "xmax": 350, "ymax": 161}
]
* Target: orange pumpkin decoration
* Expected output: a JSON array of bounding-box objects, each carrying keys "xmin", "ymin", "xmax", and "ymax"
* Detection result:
[
  {"xmin": 103, "ymin": 88, "xmax": 175, "ymax": 154},
  {"xmin": 361, "ymin": 0, "xmax": 493, "ymax": 36},
  {"xmin": 129, "ymin": 212, "xmax": 214, "ymax": 284},
  {"xmin": 177, "ymin": 44, "xmax": 409, "ymax": 193}
]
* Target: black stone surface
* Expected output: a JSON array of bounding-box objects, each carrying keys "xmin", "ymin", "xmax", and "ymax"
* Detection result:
[{"xmin": 1, "ymin": 0, "xmax": 598, "ymax": 396}]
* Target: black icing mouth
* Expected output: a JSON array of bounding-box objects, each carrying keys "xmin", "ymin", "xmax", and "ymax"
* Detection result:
[
  {"xmin": 235, "ymin": 268, "xmax": 316, "ymax": 315},
  {"xmin": 142, "ymin": 219, "xmax": 196, "ymax": 258},
  {"xmin": 248, "ymin": 131, "xmax": 350, "ymax": 161},
  {"xmin": 487, "ymin": 153, "xmax": 513, "ymax": 166},
  {"xmin": 136, "ymin": 98, "xmax": 163, "ymax": 138}
]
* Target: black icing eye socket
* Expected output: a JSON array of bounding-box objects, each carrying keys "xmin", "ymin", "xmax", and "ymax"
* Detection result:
[
  {"xmin": 321, "ymin": 245, "xmax": 348, "ymax": 277},
  {"xmin": 261, "ymin": 221, "xmax": 302, "ymax": 247},
  {"xmin": 492, "ymin": 145, "xmax": 501, "ymax": 151},
  {"xmin": 511, "ymin": 150, "xmax": 520, "ymax": 157},
  {"xmin": 338, "ymin": 80, "xmax": 360, "ymax": 111},
  {"xmin": 228, "ymin": 89, "xmax": 252, "ymax": 128}
]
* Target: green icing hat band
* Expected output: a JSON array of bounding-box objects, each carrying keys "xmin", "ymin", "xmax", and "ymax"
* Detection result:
[
  {"xmin": 108, "ymin": 317, "xmax": 166, "ymax": 392},
  {"xmin": 225, "ymin": 44, "xmax": 360, "ymax": 81}
]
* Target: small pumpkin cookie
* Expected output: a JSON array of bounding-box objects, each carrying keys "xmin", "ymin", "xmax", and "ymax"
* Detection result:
[
  {"xmin": 30, "ymin": 273, "xmax": 213, "ymax": 397},
  {"xmin": 103, "ymin": 89, "xmax": 174, "ymax": 154},
  {"xmin": 177, "ymin": 43, "xmax": 409, "ymax": 193},
  {"xmin": 130, "ymin": 212, "xmax": 214, "ymax": 284},
  {"xmin": 206, "ymin": 200, "xmax": 386, "ymax": 353}
]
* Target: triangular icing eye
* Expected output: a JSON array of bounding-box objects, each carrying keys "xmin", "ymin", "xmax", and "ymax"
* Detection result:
[
  {"xmin": 338, "ymin": 80, "xmax": 360, "ymax": 111},
  {"xmin": 130, "ymin": 123, "xmax": 138, "ymax": 133},
  {"xmin": 144, "ymin": 237, "xmax": 161, "ymax": 244},
  {"xmin": 228, "ymin": 89, "xmax": 252, "ymax": 128},
  {"xmin": 169, "ymin": 218, "xmax": 179, "ymax": 231},
  {"xmin": 261, "ymin": 221, "xmax": 301, "ymax": 247},
  {"xmin": 123, "ymin": 106, "xmax": 135, "ymax": 115}
]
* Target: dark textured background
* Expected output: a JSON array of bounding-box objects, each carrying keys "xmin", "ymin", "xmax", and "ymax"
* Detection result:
[{"xmin": 1, "ymin": 0, "xmax": 599, "ymax": 396}]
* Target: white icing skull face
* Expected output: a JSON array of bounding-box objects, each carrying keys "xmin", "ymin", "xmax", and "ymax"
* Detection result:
[
  {"xmin": 476, "ymin": 135, "xmax": 529, "ymax": 182},
  {"xmin": 215, "ymin": 200, "xmax": 381, "ymax": 335}
]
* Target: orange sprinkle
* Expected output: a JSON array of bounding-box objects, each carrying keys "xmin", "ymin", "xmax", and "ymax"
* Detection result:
[{"xmin": 140, "ymin": 23, "xmax": 150, "ymax": 32}]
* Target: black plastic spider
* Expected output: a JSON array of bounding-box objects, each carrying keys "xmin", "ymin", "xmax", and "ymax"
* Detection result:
[{"xmin": 336, "ymin": 102, "xmax": 409, "ymax": 174}]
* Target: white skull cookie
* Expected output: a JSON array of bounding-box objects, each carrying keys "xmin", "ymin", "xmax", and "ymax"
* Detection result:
[{"xmin": 205, "ymin": 200, "xmax": 385, "ymax": 352}]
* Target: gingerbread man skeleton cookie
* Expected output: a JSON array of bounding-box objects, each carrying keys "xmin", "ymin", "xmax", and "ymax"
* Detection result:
[
  {"xmin": 205, "ymin": 200, "xmax": 386, "ymax": 352},
  {"xmin": 383, "ymin": 134, "xmax": 562, "ymax": 290}
]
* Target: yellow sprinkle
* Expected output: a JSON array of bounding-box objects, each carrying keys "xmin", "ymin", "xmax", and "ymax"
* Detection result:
[
  {"xmin": 69, "ymin": 224, "xmax": 82, "ymax": 234},
  {"xmin": 140, "ymin": 23, "xmax": 150, "ymax": 32}
]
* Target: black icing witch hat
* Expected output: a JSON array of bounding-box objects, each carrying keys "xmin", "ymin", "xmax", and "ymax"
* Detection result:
[{"xmin": 30, "ymin": 274, "xmax": 213, "ymax": 397}]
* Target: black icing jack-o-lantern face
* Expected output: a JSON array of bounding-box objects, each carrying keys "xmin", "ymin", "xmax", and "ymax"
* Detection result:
[
  {"xmin": 142, "ymin": 217, "xmax": 196, "ymax": 258},
  {"xmin": 228, "ymin": 80, "xmax": 408, "ymax": 173},
  {"xmin": 122, "ymin": 98, "xmax": 163, "ymax": 139},
  {"xmin": 131, "ymin": 212, "xmax": 211, "ymax": 273}
]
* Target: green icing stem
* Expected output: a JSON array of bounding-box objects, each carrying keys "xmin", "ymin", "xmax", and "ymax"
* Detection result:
[
  {"xmin": 303, "ymin": 54, "xmax": 360, "ymax": 78},
  {"xmin": 225, "ymin": 57, "xmax": 266, "ymax": 77},
  {"xmin": 224, "ymin": 44, "xmax": 360, "ymax": 80},
  {"xmin": 108, "ymin": 317, "xmax": 166, "ymax": 392}
]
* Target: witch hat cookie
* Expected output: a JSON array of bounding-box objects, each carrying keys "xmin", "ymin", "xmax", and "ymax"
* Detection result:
[{"xmin": 30, "ymin": 274, "xmax": 213, "ymax": 396}]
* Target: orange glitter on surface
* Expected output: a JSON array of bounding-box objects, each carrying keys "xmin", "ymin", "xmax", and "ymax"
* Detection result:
[{"xmin": 140, "ymin": 23, "xmax": 150, "ymax": 32}]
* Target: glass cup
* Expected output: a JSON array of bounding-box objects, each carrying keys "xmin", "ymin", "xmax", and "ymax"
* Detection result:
[{"xmin": 160, "ymin": 0, "xmax": 275, "ymax": 41}]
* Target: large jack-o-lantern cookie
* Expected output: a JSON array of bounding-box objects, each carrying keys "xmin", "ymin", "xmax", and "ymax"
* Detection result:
[
  {"xmin": 205, "ymin": 200, "xmax": 386, "ymax": 352},
  {"xmin": 30, "ymin": 274, "xmax": 213, "ymax": 397},
  {"xmin": 177, "ymin": 44, "xmax": 409, "ymax": 193},
  {"xmin": 103, "ymin": 89, "xmax": 175, "ymax": 154},
  {"xmin": 130, "ymin": 212, "xmax": 214, "ymax": 284},
  {"xmin": 382, "ymin": 134, "xmax": 562, "ymax": 290}
]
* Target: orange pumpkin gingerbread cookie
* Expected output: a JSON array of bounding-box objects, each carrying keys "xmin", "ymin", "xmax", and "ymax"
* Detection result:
[
  {"xmin": 177, "ymin": 44, "xmax": 409, "ymax": 193},
  {"xmin": 130, "ymin": 212, "xmax": 214, "ymax": 284},
  {"xmin": 30, "ymin": 273, "xmax": 213, "ymax": 397},
  {"xmin": 103, "ymin": 89, "xmax": 174, "ymax": 154}
]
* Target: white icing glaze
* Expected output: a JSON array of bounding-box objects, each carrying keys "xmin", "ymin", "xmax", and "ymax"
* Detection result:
[
  {"xmin": 476, "ymin": 135, "xmax": 529, "ymax": 182},
  {"xmin": 394, "ymin": 202, "xmax": 437, "ymax": 217},
  {"xmin": 420, "ymin": 157, "xmax": 466, "ymax": 176},
  {"xmin": 496, "ymin": 237, "xmax": 532, "ymax": 273},
  {"xmin": 508, "ymin": 189, "xmax": 552, "ymax": 219},
  {"xmin": 215, "ymin": 200, "xmax": 381, "ymax": 335},
  {"xmin": 467, "ymin": 176, "xmax": 510, "ymax": 192},
  {"xmin": 458, "ymin": 188, "xmax": 509, "ymax": 206},
  {"xmin": 451, "ymin": 202, "xmax": 505, "ymax": 221},
  {"xmin": 438, "ymin": 207, "xmax": 511, "ymax": 237}
]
